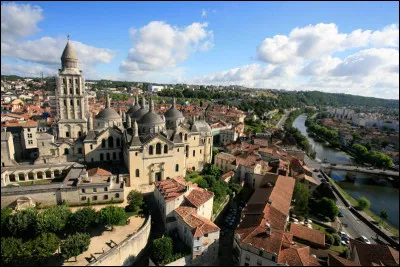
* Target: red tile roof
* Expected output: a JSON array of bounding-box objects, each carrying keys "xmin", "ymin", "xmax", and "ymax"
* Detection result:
[
  {"xmin": 175, "ymin": 206, "xmax": 220, "ymax": 238},
  {"xmin": 290, "ymin": 224, "xmax": 325, "ymax": 247},
  {"xmin": 279, "ymin": 246, "xmax": 320, "ymax": 266},
  {"xmin": 327, "ymin": 254, "xmax": 360, "ymax": 266},
  {"xmin": 349, "ymin": 238, "xmax": 399, "ymax": 266},
  {"xmin": 87, "ymin": 167, "xmax": 111, "ymax": 176},
  {"xmin": 297, "ymin": 173, "xmax": 320, "ymax": 186},
  {"xmin": 154, "ymin": 177, "xmax": 187, "ymax": 203},
  {"xmin": 185, "ymin": 188, "xmax": 214, "ymax": 208}
]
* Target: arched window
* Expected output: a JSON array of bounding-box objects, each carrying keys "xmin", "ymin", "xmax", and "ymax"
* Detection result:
[
  {"xmin": 186, "ymin": 145, "xmax": 189, "ymax": 158},
  {"xmin": 101, "ymin": 139, "xmax": 106, "ymax": 148},
  {"xmin": 135, "ymin": 169, "xmax": 140, "ymax": 177},
  {"xmin": 156, "ymin": 143, "xmax": 162, "ymax": 154},
  {"xmin": 184, "ymin": 134, "xmax": 188, "ymax": 141},
  {"xmin": 193, "ymin": 150, "xmax": 196, "ymax": 157},
  {"xmin": 116, "ymin": 138, "xmax": 120, "ymax": 147},
  {"xmin": 64, "ymin": 88, "xmax": 67, "ymax": 95},
  {"xmin": 64, "ymin": 148, "xmax": 69, "ymax": 155},
  {"xmin": 175, "ymin": 164, "xmax": 179, "ymax": 172},
  {"xmin": 108, "ymin": 136, "xmax": 114, "ymax": 148},
  {"xmin": 9, "ymin": 174, "xmax": 16, "ymax": 182},
  {"xmin": 76, "ymin": 88, "xmax": 79, "ymax": 94},
  {"xmin": 100, "ymin": 154, "xmax": 104, "ymax": 161},
  {"xmin": 106, "ymin": 153, "xmax": 110, "ymax": 161},
  {"xmin": 179, "ymin": 132, "xmax": 183, "ymax": 141},
  {"xmin": 113, "ymin": 152, "xmax": 116, "ymax": 160},
  {"xmin": 70, "ymin": 88, "xmax": 73, "ymax": 94},
  {"xmin": 115, "ymin": 193, "xmax": 120, "ymax": 198},
  {"xmin": 70, "ymin": 99, "xmax": 73, "ymax": 106},
  {"xmin": 149, "ymin": 145, "xmax": 154, "ymax": 155},
  {"xmin": 164, "ymin": 145, "xmax": 168, "ymax": 154}
]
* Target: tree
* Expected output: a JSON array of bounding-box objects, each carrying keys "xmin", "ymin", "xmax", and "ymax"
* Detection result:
[
  {"xmin": 126, "ymin": 190, "xmax": 144, "ymax": 212},
  {"xmin": 325, "ymin": 233, "xmax": 334, "ymax": 245},
  {"xmin": 357, "ymin": 197, "xmax": 370, "ymax": 211},
  {"xmin": 30, "ymin": 232, "xmax": 60, "ymax": 264},
  {"xmin": 312, "ymin": 182, "xmax": 335, "ymax": 200},
  {"xmin": 6, "ymin": 208, "xmax": 38, "ymax": 239},
  {"xmin": 293, "ymin": 180, "xmax": 310, "ymax": 216},
  {"xmin": 380, "ymin": 210, "xmax": 389, "ymax": 223},
  {"xmin": 1, "ymin": 237, "xmax": 32, "ymax": 266},
  {"xmin": 36, "ymin": 205, "xmax": 71, "ymax": 234},
  {"xmin": 1, "ymin": 207, "xmax": 12, "ymax": 236},
  {"xmin": 228, "ymin": 182, "xmax": 242, "ymax": 196},
  {"xmin": 60, "ymin": 233, "xmax": 91, "ymax": 262},
  {"xmin": 316, "ymin": 197, "xmax": 338, "ymax": 221},
  {"xmin": 332, "ymin": 233, "xmax": 341, "ymax": 246},
  {"xmin": 203, "ymin": 164, "xmax": 222, "ymax": 179},
  {"xmin": 150, "ymin": 236, "xmax": 173, "ymax": 265},
  {"xmin": 98, "ymin": 206, "xmax": 125, "ymax": 230},
  {"xmin": 68, "ymin": 207, "xmax": 97, "ymax": 233}
]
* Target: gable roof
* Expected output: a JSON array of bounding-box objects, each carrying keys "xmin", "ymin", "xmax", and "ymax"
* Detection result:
[
  {"xmin": 279, "ymin": 246, "xmax": 320, "ymax": 266},
  {"xmin": 290, "ymin": 224, "xmax": 325, "ymax": 247},
  {"xmin": 349, "ymin": 239, "xmax": 399, "ymax": 266},
  {"xmin": 328, "ymin": 254, "xmax": 360, "ymax": 266},
  {"xmin": 87, "ymin": 167, "xmax": 111, "ymax": 176},
  {"xmin": 185, "ymin": 188, "xmax": 214, "ymax": 208},
  {"xmin": 154, "ymin": 177, "xmax": 187, "ymax": 202}
]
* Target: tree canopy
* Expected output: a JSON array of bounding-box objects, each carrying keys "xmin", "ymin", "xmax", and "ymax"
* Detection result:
[
  {"xmin": 67, "ymin": 207, "xmax": 97, "ymax": 233},
  {"xmin": 357, "ymin": 197, "xmax": 370, "ymax": 211},
  {"xmin": 60, "ymin": 233, "xmax": 91, "ymax": 261},
  {"xmin": 98, "ymin": 206, "xmax": 125, "ymax": 228},
  {"xmin": 293, "ymin": 180, "xmax": 310, "ymax": 216},
  {"xmin": 126, "ymin": 190, "xmax": 144, "ymax": 212},
  {"xmin": 36, "ymin": 205, "xmax": 71, "ymax": 234}
]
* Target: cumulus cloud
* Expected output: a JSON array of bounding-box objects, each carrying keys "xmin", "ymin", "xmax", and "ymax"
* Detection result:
[
  {"xmin": 1, "ymin": 63, "xmax": 57, "ymax": 77},
  {"xmin": 120, "ymin": 21, "xmax": 213, "ymax": 74},
  {"xmin": 1, "ymin": 2, "xmax": 44, "ymax": 40},
  {"xmin": 1, "ymin": 2, "xmax": 116, "ymax": 78},
  {"xmin": 201, "ymin": 9, "xmax": 207, "ymax": 17},
  {"xmin": 256, "ymin": 23, "xmax": 399, "ymax": 64}
]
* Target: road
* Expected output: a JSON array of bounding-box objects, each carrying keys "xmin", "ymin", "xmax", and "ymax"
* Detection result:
[
  {"xmin": 322, "ymin": 164, "xmax": 399, "ymax": 177},
  {"xmin": 275, "ymin": 110, "xmax": 291, "ymax": 129},
  {"xmin": 305, "ymin": 156, "xmax": 385, "ymax": 245}
]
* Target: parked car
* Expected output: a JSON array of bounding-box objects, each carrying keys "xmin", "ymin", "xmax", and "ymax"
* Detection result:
[
  {"xmin": 360, "ymin": 236, "xmax": 371, "ymax": 244},
  {"xmin": 338, "ymin": 211, "xmax": 344, "ymax": 217},
  {"xmin": 313, "ymin": 168, "xmax": 319, "ymax": 172}
]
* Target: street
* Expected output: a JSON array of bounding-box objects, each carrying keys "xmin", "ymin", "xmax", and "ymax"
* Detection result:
[
  {"xmin": 305, "ymin": 156, "xmax": 384, "ymax": 245},
  {"xmin": 275, "ymin": 110, "xmax": 291, "ymax": 129}
]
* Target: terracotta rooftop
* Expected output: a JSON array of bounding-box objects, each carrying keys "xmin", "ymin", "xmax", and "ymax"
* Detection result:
[
  {"xmin": 185, "ymin": 188, "xmax": 214, "ymax": 208},
  {"xmin": 349, "ymin": 238, "xmax": 399, "ymax": 266},
  {"xmin": 327, "ymin": 254, "xmax": 360, "ymax": 266},
  {"xmin": 221, "ymin": 170, "xmax": 234, "ymax": 181},
  {"xmin": 290, "ymin": 223, "xmax": 325, "ymax": 247},
  {"xmin": 279, "ymin": 246, "xmax": 320, "ymax": 266},
  {"xmin": 175, "ymin": 206, "xmax": 220, "ymax": 238},
  {"xmin": 87, "ymin": 167, "xmax": 111, "ymax": 176},
  {"xmin": 154, "ymin": 177, "xmax": 187, "ymax": 203},
  {"xmin": 297, "ymin": 173, "xmax": 320, "ymax": 185}
]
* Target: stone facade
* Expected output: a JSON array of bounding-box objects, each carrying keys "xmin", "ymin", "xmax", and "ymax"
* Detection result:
[{"xmin": 1, "ymin": 131, "xmax": 16, "ymax": 167}]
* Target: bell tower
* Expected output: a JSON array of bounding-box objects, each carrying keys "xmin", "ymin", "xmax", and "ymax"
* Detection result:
[{"xmin": 56, "ymin": 37, "xmax": 88, "ymax": 139}]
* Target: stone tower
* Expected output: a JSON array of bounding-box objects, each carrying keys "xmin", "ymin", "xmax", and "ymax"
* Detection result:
[{"xmin": 56, "ymin": 37, "xmax": 88, "ymax": 139}]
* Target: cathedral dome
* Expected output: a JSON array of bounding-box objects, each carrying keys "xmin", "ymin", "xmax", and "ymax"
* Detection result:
[
  {"xmin": 191, "ymin": 120, "xmax": 211, "ymax": 133},
  {"xmin": 127, "ymin": 104, "xmax": 141, "ymax": 114},
  {"xmin": 138, "ymin": 111, "xmax": 164, "ymax": 125},
  {"xmin": 96, "ymin": 107, "xmax": 121, "ymax": 120},
  {"xmin": 164, "ymin": 107, "xmax": 184, "ymax": 120},
  {"xmin": 131, "ymin": 107, "xmax": 149, "ymax": 121},
  {"xmin": 61, "ymin": 40, "xmax": 79, "ymax": 61}
]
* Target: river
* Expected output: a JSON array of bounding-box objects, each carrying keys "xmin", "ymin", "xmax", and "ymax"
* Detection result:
[{"xmin": 293, "ymin": 114, "xmax": 399, "ymax": 229}]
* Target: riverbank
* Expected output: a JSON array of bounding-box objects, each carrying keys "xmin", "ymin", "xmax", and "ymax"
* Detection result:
[{"xmin": 293, "ymin": 114, "xmax": 399, "ymax": 237}]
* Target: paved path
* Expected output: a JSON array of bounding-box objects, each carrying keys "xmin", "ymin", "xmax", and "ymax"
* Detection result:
[{"xmin": 322, "ymin": 164, "xmax": 399, "ymax": 177}]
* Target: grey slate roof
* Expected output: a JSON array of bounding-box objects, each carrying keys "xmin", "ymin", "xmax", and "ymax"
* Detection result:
[
  {"xmin": 138, "ymin": 111, "xmax": 164, "ymax": 125},
  {"xmin": 131, "ymin": 107, "xmax": 149, "ymax": 121},
  {"xmin": 96, "ymin": 107, "xmax": 121, "ymax": 120},
  {"xmin": 191, "ymin": 120, "xmax": 212, "ymax": 133},
  {"xmin": 61, "ymin": 41, "xmax": 78, "ymax": 60},
  {"xmin": 164, "ymin": 107, "xmax": 184, "ymax": 120}
]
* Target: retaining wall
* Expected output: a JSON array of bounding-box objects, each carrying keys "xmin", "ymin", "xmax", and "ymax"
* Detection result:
[{"xmin": 89, "ymin": 215, "xmax": 151, "ymax": 266}]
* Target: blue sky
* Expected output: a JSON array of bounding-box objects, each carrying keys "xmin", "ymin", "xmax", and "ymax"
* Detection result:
[{"xmin": 1, "ymin": 1, "xmax": 399, "ymax": 99}]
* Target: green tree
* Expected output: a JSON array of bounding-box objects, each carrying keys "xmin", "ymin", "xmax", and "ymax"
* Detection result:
[
  {"xmin": 68, "ymin": 207, "xmax": 97, "ymax": 233},
  {"xmin": 6, "ymin": 208, "xmax": 38, "ymax": 239},
  {"xmin": 150, "ymin": 236, "xmax": 173, "ymax": 265},
  {"xmin": 293, "ymin": 181, "xmax": 310, "ymax": 216},
  {"xmin": 36, "ymin": 205, "xmax": 71, "ymax": 234},
  {"xmin": 203, "ymin": 164, "xmax": 222, "ymax": 179},
  {"xmin": 228, "ymin": 182, "xmax": 242, "ymax": 196},
  {"xmin": 325, "ymin": 233, "xmax": 334, "ymax": 245},
  {"xmin": 60, "ymin": 233, "xmax": 91, "ymax": 262},
  {"xmin": 380, "ymin": 210, "xmax": 389, "ymax": 223},
  {"xmin": 126, "ymin": 190, "xmax": 144, "ymax": 212},
  {"xmin": 332, "ymin": 233, "xmax": 341, "ymax": 246},
  {"xmin": 1, "ymin": 237, "xmax": 31, "ymax": 266},
  {"xmin": 30, "ymin": 232, "xmax": 60, "ymax": 264},
  {"xmin": 98, "ymin": 206, "xmax": 125, "ymax": 230},
  {"xmin": 1, "ymin": 207, "xmax": 12, "ymax": 236},
  {"xmin": 357, "ymin": 197, "xmax": 370, "ymax": 211},
  {"xmin": 317, "ymin": 197, "xmax": 338, "ymax": 221}
]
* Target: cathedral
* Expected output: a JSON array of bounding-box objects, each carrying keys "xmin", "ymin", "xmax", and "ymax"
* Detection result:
[{"xmin": 36, "ymin": 39, "xmax": 213, "ymax": 192}]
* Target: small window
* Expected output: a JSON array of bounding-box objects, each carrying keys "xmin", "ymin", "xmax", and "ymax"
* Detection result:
[
  {"xmin": 75, "ymin": 78, "xmax": 78, "ymax": 84},
  {"xmin": 27, "ymin": 128, "xmax": 31, "ymax": 132},
  {"xmin": 100, "ymin": 154, "xmax": 104, "ymax": 161},
  {"xmin": 81, "ymin": 196, "xmax": 86, "ymax": 201},
  {"xmin": 193, "ymin": 150, "xmax": 196, "ymax": 157},
  {"xmin": 113, "ymin": 152, "xmax": 116, "ymax": 160},
  {"xmin": 78, "ymin": 148, "xmax": 82, "ymax": 154},
  {"xmin": 93, "ymin": 188, "xmax": 97, "ymax": 193},
  {"xmin": 82, "ymin": 188, "xmax": 86, "ymax": 193},
  {"xmin": 184, "ymin": 134, "xmax": 188, "ymax": 141},
  {"xmin": 62, "ymin": 78, "xmax": 66, "ymax": 84},
  {"xmin": 70, "ymin": 88, "xmax": 73, "ymax": 94},
  {"xmin": 70, "ymin": 99, "xmax": 73, "ymax": 106},
  {"xmin": 103, "ymin": 195, "xmax": 108, "ymax": 200},
  {"xmin": 27, "ymin": 133, "xmax": 32, "ymax": 138},
  {"xmin": 115, "ymin": 193, "xmax": 120, "ymax": 198},
  {"xmin": 28, "ymin": 140, "xmax": 33, "ymax": 145},
  {"xmin": 64, "ymin": 148, "xmax": 69, "ymax": 155},
  {"xmin": 164, "ymin": 144, "xmax": 168, "ymax": 154},
  {"xmin": 200, "ymin": 149, "xmax": 202, "ymax": 154},
  {"xmin": 136, "ymin": 169, "xmax": 140, "ymax": 177},
  {"xmin": 175, "ymin": 164, "xmax": 179, "ymax": 172},
  {"xmin": 102, "ymin": 139, "xmax": 106, "ymax": 148},
  {"xmin": 64, "ymin": 100, "xmax": 67, "ymax": 106},
  {"xmin": 64, "ymin": 88, "xmax": 67, "ymax": 95},
  {"xmin": 104, "ymin": 187, "xmax": 108, "ymax": 192},
  {"xmin": 77, "ymin": 99, "xmax": 80, "ymax": 106},
  {"xmin": 76, "ymin": 88, "xmax": 79, "ymax": 95},
  {"xmin": 69, "ymin": 79, "xmax": 72, "ymax": 84},
  {"xmin": 149, "ymin": 145, "xmax": 154, "ymax": 155},
  {"xmin": 42, "ymin": 142, "xmax": 44, "ymax": 146},
  {"xmin": 90, "ymin": 144, "xmax": 93, "ymax": 150},
  {"xmin": 92, "ymin": 196, "xmax": 97, "ymax": 201}
]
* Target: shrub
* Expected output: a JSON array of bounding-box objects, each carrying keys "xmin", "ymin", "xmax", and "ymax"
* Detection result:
[
  {"xmin": 332, "ymin": 233, "xmax": 341, "ymax": 246},
  {"xmin": 150, "ymin": 236, "xmax": 174, "ymax": 265},
  {"xmin": 357, "ymin": 197, "xmax": 370, "ymax": 211},
  {"xmin": 126, "ymin": 190, "xmax": 144, "ymax": 212},
  {"xmin": 325, "ymin": 233, "xmax": 334, "ymax": 245}
]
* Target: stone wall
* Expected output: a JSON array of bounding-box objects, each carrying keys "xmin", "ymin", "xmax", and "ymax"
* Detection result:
[
  {"xmin": 89, "ymin": 215, "xmax": 151, "ymax": 266},
  {"xmin": 149, "ymin": 255, "xmax": 192, "ymax": 266},
  {"xmin": 1, "ymin": 184, "xmax": 61, "ymax": 208}
]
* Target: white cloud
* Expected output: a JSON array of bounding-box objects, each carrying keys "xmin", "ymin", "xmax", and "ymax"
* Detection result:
[
  {"xmin": 201, "ymin": 9, "xmax": 207, "ymax": 17},
  {"xmin": 120, "ymin": 21, "xmax": 213, "ymax": 74},
  {"xmin": 1, "ymin": 63, "xmax": 56, "ymax": 77},
  {"xmin": 1, "ymin": 2, "xmax": 44, "ymax": 40},
  {"xmin": 256, "ymin": 23, "xmax": 399, "ymax": 64}
]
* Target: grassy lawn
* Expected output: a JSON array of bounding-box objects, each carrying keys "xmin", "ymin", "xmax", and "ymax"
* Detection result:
[{"xmin": 329, "ymin": 178, "xmax": 399, "ymax": 237}]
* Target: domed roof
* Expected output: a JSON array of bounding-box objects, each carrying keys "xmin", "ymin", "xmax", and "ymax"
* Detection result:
[
  {"xmin": 138, "ymin": 111, "xmax": 164, "ymax": 125},
  {"xmin": 61, "ymin": 40, "xmax": 78, "ymax": 61},
  {"xmin": 164, "ymin": 107, "xmax": 184, "ymax": 120},
  {"xmin": 191, "ymin": 120, "xmax": 211, "ymax": 133},
  {"xmin": 96, "ymin": 107, "xmax": 121, "ymax": 120},
  {"xmin": 127, "ymin": 104, "xmax": 141, "ymax": 114},
  {"xmin": 131, "ymin": 107, "xmax": 149, "ymax": 120}
]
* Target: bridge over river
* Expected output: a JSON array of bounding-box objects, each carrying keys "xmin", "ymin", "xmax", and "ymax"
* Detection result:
[{"xmin": 322, "ymin": 164, "xmax": 399, "ymax": 177}]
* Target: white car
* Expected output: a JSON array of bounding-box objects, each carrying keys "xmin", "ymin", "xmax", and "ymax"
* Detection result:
[{"xmin": 361, "ymin": 236, "xmax": 371, "ymax": 244}]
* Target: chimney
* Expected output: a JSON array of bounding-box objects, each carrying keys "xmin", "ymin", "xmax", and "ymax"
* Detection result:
[
  {"xmin": 126, "ymin": 115, "xmax": 132, "ymax": 129},
  {"xmin": 266, "ymin": 222, "xmax": 271, "ymax": 237}
]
